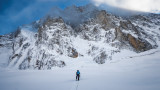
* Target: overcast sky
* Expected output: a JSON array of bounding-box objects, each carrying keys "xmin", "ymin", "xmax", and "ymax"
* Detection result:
[
  {"xmin": 0, "ymin": 0, "xmax": 160, "ymax": 35},
  {"xmin": 93, "ymin": 0, "xmax": 160, "ymax": 13}
]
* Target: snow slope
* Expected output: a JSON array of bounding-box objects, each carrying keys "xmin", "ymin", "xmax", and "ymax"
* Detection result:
[{"xmin": 0, "ymin": 50, "xmax": 160, "ymax": 90}]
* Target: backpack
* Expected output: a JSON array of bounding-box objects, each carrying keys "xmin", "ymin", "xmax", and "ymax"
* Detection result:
[{"xmin": 77, "ymin": 71, "xmax": 80, "ymax": 75}]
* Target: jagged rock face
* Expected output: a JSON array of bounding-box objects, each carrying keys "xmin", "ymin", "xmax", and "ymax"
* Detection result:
[
  {"xmin": 68, "ymin": 47, "xmax": 78, "ymax": 58},
  {"xmin": 114, "ymin": 27, "xmax": 151, "ymax": 52},
  {"xmin": 0, "ymin": 34, "xmax": 13, "ymax": 48},
  {"xmin": 38, "ymin": 17, "xmax": 67, "ymax": 43},
  {"xmin": 37, "ymin": 17, "xmax": 78, "ymax": 57},
  {"xmin": 1, "ymin": 5, "xmax": 160, "ymax": 69},
  {"xmin": 95, "ymin": 10, "xmax": 116, "ymax": 30},
  {"xmin": 8, "ymin": 17, "xmax": 81, "ymax": 70},
  {"xmin": 119, "ymin": 20, "xmax": 138, "ymax": 34},
  {"xmin": 127, "ymin": 34, "xmax": 152, "ymax": 52},
  {"xmin": 76, "ymin": 24, "xmax": 103, "ymax": 41},
  {"xmin": 114, "ymin": 18, "xmax": 156, "ymax": 52},
  {"xmin": 93, "ymin": 51, "xmax": 107, "ymax": 64}
]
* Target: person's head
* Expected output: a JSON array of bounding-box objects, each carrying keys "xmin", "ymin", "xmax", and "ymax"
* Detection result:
[{"xmin": 77, "ymin": 70, "xmax": 79, "ymax": 72}]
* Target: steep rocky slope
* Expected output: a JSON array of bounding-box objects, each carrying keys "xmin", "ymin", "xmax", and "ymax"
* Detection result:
[{"xmin": 0, "ymin": 5, "xmax": 160, "ymax": 70}]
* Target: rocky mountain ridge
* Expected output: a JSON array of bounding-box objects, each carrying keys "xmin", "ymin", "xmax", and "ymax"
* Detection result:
[{"xmin": 0, "ymin": 5, "xmax": 160, "ymax": 70}]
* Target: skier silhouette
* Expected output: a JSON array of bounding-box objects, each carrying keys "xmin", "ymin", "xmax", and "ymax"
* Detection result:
[{"xmin": 76, "ymin": 70, "xmax": 80, "ymax": 81}]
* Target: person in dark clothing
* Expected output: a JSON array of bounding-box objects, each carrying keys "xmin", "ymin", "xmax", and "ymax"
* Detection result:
[{"xmin": 76, "ymin": 70, "xmax": 80, "ymax": 81}]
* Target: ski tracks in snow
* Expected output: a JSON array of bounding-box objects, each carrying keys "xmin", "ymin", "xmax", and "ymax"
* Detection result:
[
  {"xmin": 111, "ymin": 50, "xmax": 160, "ymax": 63},
  {"xmin": 70, "ymin": 81, "xmax": 79, "ymax": 90},
  {"xmin": 121, "ymin": 50, "xmax": 160, "ymax": 59}
]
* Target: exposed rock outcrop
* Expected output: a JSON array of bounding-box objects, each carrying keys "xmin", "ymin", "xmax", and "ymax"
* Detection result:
[
  {"xmin": 96, "ymin": 10, "xmax": 116, "ymax": 30},
  {"xmin": 93, "ymin": 51, "xmax": 107, "ymax": 64}
]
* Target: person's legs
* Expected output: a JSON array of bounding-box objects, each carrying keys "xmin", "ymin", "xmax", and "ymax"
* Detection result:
[
  {"xmin": 78, "ymin": 75, "xmax": 80, "ymax": 81},
  {"xmin": 76, "ymin": 75, "xmax": 78, "ymax": 80}
]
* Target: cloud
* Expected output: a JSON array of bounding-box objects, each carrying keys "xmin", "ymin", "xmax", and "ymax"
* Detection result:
[{"xmin": 92, "ymin": 0, "xmax": 160, "ymax": 13}]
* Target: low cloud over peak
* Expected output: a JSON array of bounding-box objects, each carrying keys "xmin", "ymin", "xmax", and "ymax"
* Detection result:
[{"xmin": 92, "ymin": 0, "xmax": 160, "ymax": 13}]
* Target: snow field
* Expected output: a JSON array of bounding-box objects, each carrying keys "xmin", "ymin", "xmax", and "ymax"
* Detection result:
[{"xmin": 0, "ymin": 50, "xmax": 160, "ymax": 90}]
